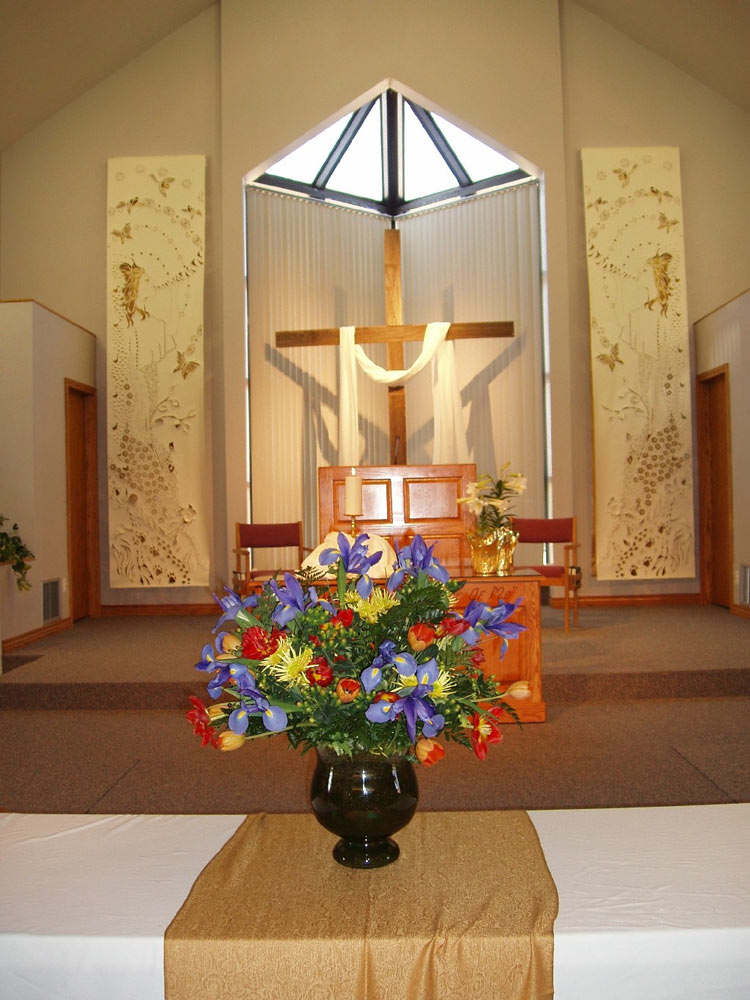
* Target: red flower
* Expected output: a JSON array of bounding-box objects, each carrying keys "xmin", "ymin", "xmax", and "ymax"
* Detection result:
[
  {"xmin": 331, "ymin": 609, "xmax": 354, "ymax": 628},
  {"xmin": 186, "ymin": 696, "xmax": 219, "ymax": 749},
  {"xmin": 470, "ymin": 648, "xmax": 485, "ymax": 667},
  {"xmin": 407, "ymin": 623, "xmax": 437, "ymax": 651},
  {"xmin": 335, "ymin": 677, "xmax": 360, "ymax": 703},
  {"xmin": 468, "ymin": 707, "xmax": 504, "ymax": 760},
  {"xmin": 437, "ymin": 615, "xmax": 470, "ymax": 637},
  {"xmin": 415, "ymin": 738, "xmax": 446, "ymax": 767},
  {"xmin": 305, "ymin": 657, "xmax": 334, "ymax": 687},
  {"xmin": 241, "ymin": 626, "xmax": 283, "ymax": 660}
]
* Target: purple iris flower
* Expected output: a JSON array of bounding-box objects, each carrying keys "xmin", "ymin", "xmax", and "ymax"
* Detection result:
[
  {"xmin": 481, "ymin": 599, "xmax": 526, "ymax": 640},
  {"xmin": 211, "ymin": 586, "xmax": 258, "ymax": 632},
  {"xmin": 360, "ymin": 665, "xmax": 382, "ymax": 693},
  {"xmin": 320, "ymin": 532, "xmax": 382, "ymax": 575},
  {"xmin": 319, "ymin": 532, "xmax": 383, "ymax": 598},
  {"xmin": 386, "ymin": 535, "xmax": 450, "ymax": 590},
  {"xmin": 268, "ymin": 573, "xmax": 321, "ymax": 626},
  {"xmin": 450, "ymin": 598, "xmax": 526, "ymax": 654},
  {"xmin": 196, "ymin": 641, "xmax": 236, "ymax": 699},
  {"xmin": 373, "ymin": 639, "xmax": 397, "ymax": 669},
  {"xmin": 196, "ymin": 642, "xmax": 220, "ymax": 673},
  {"xmin": 365, "ymin": 653, "xmax": 445, "ymax": 743},
  {"xmin": 360, "ymin": 640, "xmax": 398, "ymax": 693},
  {"xmin": 228, "ymin": 668, "xmax": 287, "ymax": 734}
]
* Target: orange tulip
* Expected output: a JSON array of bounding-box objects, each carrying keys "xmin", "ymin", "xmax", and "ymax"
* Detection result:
[
  {"xmin": 415, "ymin": 738, "xmax": 445, "ymax": 766},
  {"xmin": 335, "ymin": 678, "xmax": 360, "ymax": 703},
  {"xmin": 218, "ymin": 731, "xmax": 245, "ymax": 752},
  {"xmin": 408, "ymin": 623, "xmax": 437, "ymax": 652}
]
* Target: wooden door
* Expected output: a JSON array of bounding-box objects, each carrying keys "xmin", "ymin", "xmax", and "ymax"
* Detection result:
[
  {"xmin": 65, "ymin": 381, "xmax": 100, "ymax": 620},
  {"xmin": 697, "ymin": 367, "xmax": 733, "ymax": 608}
]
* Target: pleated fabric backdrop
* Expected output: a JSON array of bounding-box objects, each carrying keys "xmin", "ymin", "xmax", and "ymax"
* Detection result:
[{"xmin": 245, "ymin": 183, "xmax": 544, "ymax": 566}]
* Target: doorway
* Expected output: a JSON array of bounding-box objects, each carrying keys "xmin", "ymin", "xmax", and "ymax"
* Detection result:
[
  {"xmin": 65, "ymin": 380, "xmax": 100, "ymax": 620},
  {"xmin": 697, "ymin": 365, "xmax": 733, "ymax": 608}
]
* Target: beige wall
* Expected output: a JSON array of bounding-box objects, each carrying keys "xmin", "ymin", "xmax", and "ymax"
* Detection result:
[
  {"xmin": 0, "ymin": 8, "xmax": 222, "ymax": 609},
  {"xmin": 0, "ymin": 302, "xmax": 95, "ymax": 642},
  {"xmin": 1, "ymin": 0, "xmax": 748, "ymax": 624}
]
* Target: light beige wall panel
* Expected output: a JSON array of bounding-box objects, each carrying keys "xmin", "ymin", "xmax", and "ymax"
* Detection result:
[
  {"xmin": 0, "ymin": 303, "xmax": 35, "ymax": 641},
  {"xmin": 560, "ymin": 0, "xmax": 750, "ymax": 595},
  {"xmin": 0, "ymin": 302, "xmax": 95, "ymax": 641}
]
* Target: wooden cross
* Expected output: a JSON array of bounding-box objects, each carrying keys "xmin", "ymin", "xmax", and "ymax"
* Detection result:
[{"xmin": 275, "ymin": 229, "xmax": 514, "ymax": 464}]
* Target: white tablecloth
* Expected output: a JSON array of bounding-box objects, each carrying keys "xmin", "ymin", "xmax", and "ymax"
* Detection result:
[{"xmin": 1, "ymin": 805, "xmax": 748, "ymax": 999}]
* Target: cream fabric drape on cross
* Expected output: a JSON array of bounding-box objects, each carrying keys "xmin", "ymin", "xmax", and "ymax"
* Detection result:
[{"xmin": 339, "ymin": 322, "xmax": 469, "ymax": 466}]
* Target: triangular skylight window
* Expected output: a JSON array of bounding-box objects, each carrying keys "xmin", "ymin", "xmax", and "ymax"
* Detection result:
[{"xmin": 251, "ymin": 89, "xmax": 529, "ymax": 218}]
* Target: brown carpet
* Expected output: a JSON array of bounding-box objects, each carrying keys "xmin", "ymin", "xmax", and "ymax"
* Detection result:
[{"xmin": 0, "ymin": 603, "xmax": 748, "ymax": 814}]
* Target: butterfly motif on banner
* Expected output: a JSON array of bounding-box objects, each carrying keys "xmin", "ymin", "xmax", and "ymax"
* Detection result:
[
  {"xmin": 597, "ymin": 341, "xmax": 624, "ymax": 372},
  {"xmin": 173, "ymin": 351, "xmax": 200, "ymax": 379}
]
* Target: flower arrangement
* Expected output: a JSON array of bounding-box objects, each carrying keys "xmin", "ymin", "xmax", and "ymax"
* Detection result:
[
  {"xmin": 0, "ymin": 515, "xmax": 34, "ymax": 592},
  {"xmin": 458, "ymin": 465, "xmax": 527, "ymax": 538},
  {"xmin": 188, "ymin": 533, "xmax": 529, "ymax": 765}
]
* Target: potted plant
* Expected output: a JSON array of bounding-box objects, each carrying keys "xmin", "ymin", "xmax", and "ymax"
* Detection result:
[
  {"xmin": 0, "ymin": 516, "xmax": 34, "ymax": 591},
  {"xmin": 187, "ymin": 533, "xmax": 529, "ymax": 867},
  {"xmin": 458, "ymin": 465, "xmax": 527, "ymax": 575}
]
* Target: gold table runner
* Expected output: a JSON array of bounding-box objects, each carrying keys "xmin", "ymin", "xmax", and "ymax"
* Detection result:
[{"xmin": 165, "ymin": 810, "xmax": 558, "ymax": 1000}]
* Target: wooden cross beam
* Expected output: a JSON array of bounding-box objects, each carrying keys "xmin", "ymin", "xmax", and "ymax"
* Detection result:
[{"xmin": 275, "ymin": 229, "xmax": 514, "ymax": 464}]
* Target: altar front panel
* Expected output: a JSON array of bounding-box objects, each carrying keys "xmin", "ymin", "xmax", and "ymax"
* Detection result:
[{"xmin": 454, "ymin": 568, "xmax": 545, "ymax": 722}]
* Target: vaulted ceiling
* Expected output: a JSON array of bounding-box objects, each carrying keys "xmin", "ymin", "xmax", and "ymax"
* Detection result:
[{"xmin": 0, "ymin": 0, "xmax": 747, "ymax": 152}]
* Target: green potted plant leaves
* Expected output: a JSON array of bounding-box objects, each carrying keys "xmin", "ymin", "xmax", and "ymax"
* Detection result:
[{"xmin": 0, "ymin": 515, "xmax": 34, "ymax": 591}]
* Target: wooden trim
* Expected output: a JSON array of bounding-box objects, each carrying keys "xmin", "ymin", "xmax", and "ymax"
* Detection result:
[
  {"xmin": 65, "ymin": 379, "xmax": 101, "ymax": 618},
  {"xmin": 276, "ymin": 321, "xmax": 514, "ymax": 348},
  {"xmin": 99, "ymin": 603, "xmax": 217, "ymax": 616},
  {"xmin": 549, "ymin": 593, "xmax": 701, "ymax": 609},
  {"xmin": 696, "ymin": 365, "xmax": 734, "ymax": 607},
  {"xmin": 731, "ymin": 603, "xmax": 750, "ymax": 621},
  {"xmin": 2, "ymin": 617, "xmax": 73, "ymax": 653}
]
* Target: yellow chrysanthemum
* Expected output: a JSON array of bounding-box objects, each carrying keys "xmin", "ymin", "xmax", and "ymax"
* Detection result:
[
  {"xmin": 431, "ymin": 669, "xmax": 456, "ymax": 700},
  {"xmin": 347, "ymin": 586, "xmax": 399, "ymax": 623},
  {"xmin": 263, "ymin": 636, "xmax": 313, "ymax": 684}
]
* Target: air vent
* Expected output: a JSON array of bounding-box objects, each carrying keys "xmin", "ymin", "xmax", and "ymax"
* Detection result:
[{"xmin": 42, "ymin": 580, "xmax": 61, "ymax": 622}]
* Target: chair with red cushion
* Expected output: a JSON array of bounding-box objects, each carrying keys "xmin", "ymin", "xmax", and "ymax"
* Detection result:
[
  {"xmin": 513, "ymin": 517, "xmax": 581, "ymax": 631},
  {"xmin": 234, "ymin": 521, "xmax": 306, "ymax": 594}
]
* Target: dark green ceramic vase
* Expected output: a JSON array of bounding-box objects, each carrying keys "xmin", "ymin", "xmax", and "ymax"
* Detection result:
[{"xmin": 310, "ymin": 746, "xmax": 419, "ymax": 869}]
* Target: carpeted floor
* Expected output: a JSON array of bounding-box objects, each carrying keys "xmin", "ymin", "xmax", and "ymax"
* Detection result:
[{"xmin": 0, "ymin": 603, "xmax": 748, "ymax": 814}]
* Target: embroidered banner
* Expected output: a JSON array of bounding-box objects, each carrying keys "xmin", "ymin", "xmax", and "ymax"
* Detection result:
[
  {"xmin": 106, "ymin": 156, "xmax": 209, "ymax": 587},
  {"xmin": 581, "ymin": 148, "xmax": 694, "ymax": 580}
]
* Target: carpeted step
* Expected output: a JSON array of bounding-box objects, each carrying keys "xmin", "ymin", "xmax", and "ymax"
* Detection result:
[
  {"xmin": 545, "ymin": 669, "xmax": 750, "ymax": 702},
  {"xmin": 2, "ymin": 669, "xmax": 749, "ymax": 710}
]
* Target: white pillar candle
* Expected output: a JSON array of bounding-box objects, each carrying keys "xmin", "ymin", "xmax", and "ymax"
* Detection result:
[{"xmin": 344, "ymin": 468, "xmax": 362, "ymax": 516}]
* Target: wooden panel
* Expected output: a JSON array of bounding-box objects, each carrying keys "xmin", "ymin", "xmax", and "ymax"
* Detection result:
[
  {"xmin": 455, "ymin": 568, "xmax": 545, "ymax": 723},
  {"xmin": 65, "ymin": 380, "xmax": 100, "ymax": 621},
  {"xmin": 318, "ymin": 465, "xmax": 476, "ymax": 563},
  {"xmin": 404, "ymin": 477, "xmax": 462, "ymax": 522}
]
